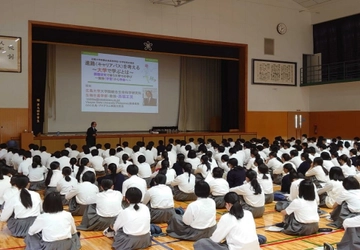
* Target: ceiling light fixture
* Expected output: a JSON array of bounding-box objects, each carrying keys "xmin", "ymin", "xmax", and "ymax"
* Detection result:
[{"xmin": 148, "ymin": 0, "xmax": 194, "ymax": 7}]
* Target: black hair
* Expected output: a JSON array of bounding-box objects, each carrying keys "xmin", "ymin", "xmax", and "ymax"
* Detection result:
[
  {"xmin": 138, "ymin": 155, "xmax": 146, "ymax": 164},
  {"xmin": 313, "ymin": 157, "xmax": 329, "ymax": 175},
  {"xmin": 104, "ymin": 143, "xmax": 111, "ymax": 149},
  {"xmin": 82, "ymin": 171, "xmax": 96, "ymax": 183},
  {"xmin": 212, "ymin": 167, "xmax": 224, "ymax": 178},
  {"xmin": 61, "ymin": 150, "xmax": 69, "ymax": 157},
  {"xmin": 125, "ymin": 187, "xmax": 142, "ymax": 211},
  {"xmin": 300, "ymin": 152, "xmax": 312, "ymax": 164},
  {"xmin": 31, "ymin": 155, "xmax": 42, "ymax": 168},
  {"xmin": 338, "ymin": 154, "xmax": 352, "ymax": 167},
  {"xmin": 16, "ymin": 175, "xmax": 32, "ymax": 209},
  {"xmin": 187, "ymin": 150, "xmax": 197, "ymax": 159},
  {"xmin": 221, "ymin": 154, "xmax": 230, "ymax": 162},
  {"xmin": 290, "ymin": 150, "xmax": 298, "ymax": 157},
  {"xmin": 194, "ymin": 181, "xmax": 210, "ymax": 198},
  {"xmin": 69, "ymin": 157, "xmax": 77, "ymax": 172},
  {"xmin": 159, "ymin": 160, "xmax": 170, "ymax": 175},
  {"xmin": 91, "ymin": 149, "xmax": 99, "ymax": 156},
  {"xmin": 183, "ymin": 163, "xmax": 192, "ymax": 183},
  {"xmin": 43, "ymin": 192, "xmax": 63, "ymax": 213},
  {"xmin": 154, "ymin": 173, "xmax": 167, "ymax": 185},
  {"xmin": 227, "ymin": 158, "xmax": 238, "ymax": 168},
  {"xmin": 109, "ymin": 148, "xmax": 116, "ymax": 156},
  {"xmin": 76, "ymin": 158, "xmax": 89, "ymax": 182},
  {"xmin": 127, "ymin": 164, "xmax": 139, "ymax": 176},
  {"xmin": 298, "ymin": 179, "xmax": 316, "ymax": 201},
  {"xmin": 281, "ymin": 153, "xmax": 291, "ymax": 162},
  {"xmin": 122, "ymin": 153, "xmax": 129, "ymax": 164},
  {"xmin": 329, "ymin": 166, "xmax": 345, "ymax": 181},
  {"xmin": 246, "ymin": 170, "xmax": 262, "ymax": 195},
  {"xmin": 101, "ymin": 179, "xmax": 113, "ymax": 191},
  {"xmin": 224, "ymin": 192, "xmax": 244, "ymax": 220},
  {"xmin": 71, "ymin": 144, "xmax": 78, "ymax": 150},
  {"xmin": 45, "ymin": 161, "xmax": 60, "ymax": 186},
  {"xmin": 62, "ymin": 167, "xmax": 72, "ymax": 182},
  {"xmin": 343, "ymin": 176, "xmax": 360, "ymax": 190},
  {"xmin": 320, "ymin": 152, "xmax": 331, "ymax": 161},
  {"xmin": 200, "ymin": 155, "xmax": 211, "ymax": 172},
  {"xmin": 258, "ymin": 163, "xmax": 269, "ymax": 179},
  {"xmin": 108, "ymin": 163, "xmax": 118, "ymax": 185}
]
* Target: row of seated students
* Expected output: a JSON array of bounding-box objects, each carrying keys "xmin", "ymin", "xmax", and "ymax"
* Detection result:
[{"xmin": 1, "ymin": 135, "xmax": 360, "ymax": 249}]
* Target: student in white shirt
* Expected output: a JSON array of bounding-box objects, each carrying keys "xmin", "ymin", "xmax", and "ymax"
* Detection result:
[
  {"xmin": 121, "ymin": 165, "xmax": 147, "ymax": 203},
  {"xmin": 44, "ymin": 161, "xmax": 63, "ymax": 197},
  {"xmin": 229, "ymin": 169, "xmax": 265, "ymax": 218},
  {"xmin": 28, "ymin": 155, "xmax": 48, "ymax": 191},
  {"xmin": 0, "ymin": 169, "xmax": 11, "ymax": 208},
  {"xmin": 117, "ymin": 154, "xmax": 132, "ymax": 177},
  {"xmin": 130, "ymin": 145, "xmax": 144, "ymax": 166},
  {"xmin": 103, "ymin": 148, "xmax": 120, "ymax": 170},
  {"xmin": 0, "ymin": 175, "xmax": 42, "ymax": 237},
  {"xmin": 186, "ymin": 150, "xmax": 201, "ymax": 171},
  {"xmin": 338, "ymin": 215, "xmax": 360, "ymax": 249},
  {"xmin": 68, "ymin": 144, "xmax": 80, "ymax": 159},
  {"xmin": 18, "ymin": 151, "xmax": 32, "ymax": 176},
  {"xmin": 143, "ymin": 145, "xmax": 155, "ymax": 166},
  {"xmin": 279, "ymin": 179, "xmax": 319, "ymax": 236},
  {"xmin": 321, "ymin": 151, "xmax": 335, "ymax": 172},
  {"xmin": 66, "ymin": 171, "xmax": 99, "ymax": 216},
  {"xmin": 89, "ymin": 149, "xmax": 105, "ymax": 174},
  {"xmin": 194, "ymin": 192, "xmax": 261, "ymax": 250},
  {"xmin": 256, "ymin": 159, "xmax": 274, "ymax": 204},
  {"xmin": 305, "ymin": 157, "xmax": 330, "ymax": 185},
  {"xmin": 111, "ymin": 187, "xmax": 152, "ymax": 250},
  {"xmin": 77, "ymin": 179, "xmax": 123, "ymax": 231},
  {"xmin": 143, "ymin": 174, "xmax": 175, "ymax": 223},
  {"xmin": 208, "ymin": 167, "xmax": 229, "ymax": 208},
  {"xmin": 102, "ymin": 143, "xmax": 111, "ymax": 159},
  {"xmin": 171, "ymin": 163, "xmax": 197, "ymax": 201},
  {"xmin": 69, "ymin": 157, "xmax": 79, "ymax": 178},
  {"xmin": 150, "ymin": 159, "xmax": 176, "ymax": 186},
  {"xmin": 338, "ymin": 154, "xmax": 356, "ymax": 178},
  {"xmin": 317, "ymin": 166, "xmax": 345, "ymax": 208},
  {"xmin": 57, "ymin": 150, "xmax": 71, "ymax": 170},
  {"xmin": 137, "ymin": 155, "xmax": 152, "ymax": 187},
  {"xmin": 24, "ymin": 192, "xmax": 81, "ymax": 250},
  {"xmin": 194, "ymin": 155, "xmax": 212, "ymax": 182},
  {"xmin": 167, "ymin": 181, "xmax": 217, "ymax": 241},
  {"xmin": 266, "ymin": 152, "xmax": 283, "ymax": 184},
  {"xmin": 329, "ymin": 176, "xmax": 360, "ymax": 228},
  {"xmin": 75, "ymin": 157, "xmax": 96, "ymax": 183},
  {"xmin": 57, "ymin": 167, "xmax": 78, "ymax": 205}
]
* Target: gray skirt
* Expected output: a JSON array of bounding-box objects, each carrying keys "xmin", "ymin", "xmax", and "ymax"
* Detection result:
[
  {"xmin": 194, "ymin": 238, "xmax": 229, "ymax": 250},
  {"xmin": 150, "ymin": 207, "xmax": 175, "ymax": 224},
  {"xmin": 44, "ymin": 187, "xmax": 58, "ymax": 197},
  {"xmin": 173, "ymin": 186, "xmax": 197, "ymax": 201},
  {"xmin": 210, "ymin": 195, "xmax": 226, "ymax": 209},
  {"xmin": 166, "ymin": 213, "xmax": 216, "ymax": 241},
  {"xmin": 69, "ymin": 197, "xmax": 88, "ymax": 216},
  {"xmin": 25, "ymin": 232, "xmax": 81, "ymax": 250},
  {"xmin": 282, "ymin": 213, "xmax": 319, "ymax": 236},
  {"xmin": 29, "ymin": 180, "xmax": 45, "ymax": 191},
  {"xmin": 239, "ymin": 196, "xmax": 265, "ymax": 218},
  {"xmin": 265, "ymin": 193, "xmax": 274, "ymax": 204},
  {"xmin": 77, "ymin": 204, "xmax": 116, "ymax": 231},
  {"xmin": 143, "ymin": 177, "xmax": 152, "ymax": 188},
  {"xmin": 112, "ymin": 228, "xmax": 152, "ymax": 250},
  {"xmin": 329, "ymin": 202, "xmax": 360, "ymax": 229},
  {"xmin": 61, "ymin": 195, "xmax": 69, "ymax": 205},
  {"xmin": 7, "ymin": 216, "xmax": 37, "ymax": 238},
  {"xmin": 337, "ymin": 227, "xmax": 360, "ymax": 250}
]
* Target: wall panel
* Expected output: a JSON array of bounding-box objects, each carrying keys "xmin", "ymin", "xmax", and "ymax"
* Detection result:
[{"xmin": 0, "ymin": 108, "xmax": 28, "ymax": 144}]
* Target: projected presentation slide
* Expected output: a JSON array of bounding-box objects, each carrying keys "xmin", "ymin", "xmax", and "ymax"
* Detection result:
[{"xmin": 81, "ymin": 51, "xmax": 158, "ymax": 113}]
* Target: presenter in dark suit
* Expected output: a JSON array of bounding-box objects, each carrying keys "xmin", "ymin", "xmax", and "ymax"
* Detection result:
[
  {"xmin": 86, "ymin": 121, "xmax": 97, "ymax": 147},
  {"xmin": 143, "ymin": 90, "xmax": 157, "ymax": 106}
]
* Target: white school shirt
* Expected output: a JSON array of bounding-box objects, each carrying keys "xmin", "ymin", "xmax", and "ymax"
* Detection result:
[
  {"xmin": 168, "ymin": 151, "xmax": 177, "ymax": 166},
  {"xmin": 210, "ymin": 211, "xmax": 261, "ymax": 250},
  {"xmin": 267, "ymin": 158, "xmax": 283, "ymax": 174},
  {"xmin": 68, "ymin": 150, "xmax": 80, "ymax": 159},
  {"xmin": 56, "ymin": 176, "xmax": 78, "ymax": 195},
  {"xmin": 290, "ymin": 156, "xmax": 303, "ymax": 169},
  {"xmin": 171, "ymin": 173, "xmax": 196, "ymax": 193},
  {"xmin": 96, "ymin": 189, "xmax": 123, "ymax": 217},
  {"xmin": 123, "ymin": 147, "xmax": 133, "ymax": 155},
  {"xmin": 323, "ymin": 160, "xmax": 335, "ymax": 172},
  {"xmin": 208, "ymin": 178, "xmax": 229, "ymax": 196},
  {"xmin": 150, "ymin": 169, "xmax": 177, "ymax": 185},
  {"xmin": 195, "ymin": 164, "xmax": 211, "ymax": 179},
  {"xmin": 305, "ymin": 165, "xmax": 330, "ymax": 183},
  {"xmin": 229, "ymin": 182, "xmax": 265, "ymax": 207},
  {"xmin": 214, "ymin": 152, "xmax": 226, "ymax": 167},
  {"xmin": 5, "ymin": 152, "xmax": 14, "ymax": 166},
  {"xmin": 137, "ymin": 162, "xmax": 152, "ymax": 178},
  {"xmin": 343, "ymin": 215, "xmax": 360, "ymax": 229},
  {"xmin": 28, "ymin": 211, "xmax": 76, "ymax": 242},
  {"xmin": 131, "ymin": 152, "xmax": 144, "ymax": 166},
  {"xmin": 90, "ymin": 155, "xmax": 104, "ymax": 172},
  {"xmin": 118, "ymin": 162, "xmax": 132, "ymax": 176},
  {"xmin": 57, "ymin": 156, "xmax": 71, "ymax": 170},
  {"xmin": 79, "ymin": 166, "xmax": 96, "ymax": 183},
  {"xmin": 47, "ymin": 169, "xmax": 63, "ymax": 187},
  {"xmin": 257, "ymin": 174, "xmax": 273, "ymax": 194},
  {"xmin": 185, "ymin": 157, "xmax": 201, "ymax": 170},
  {"xmin": 122, "ymin": 175, "xmax": 147, "ymax": 201},
  {"xmin": 317, "ymin": 180, "xmax": 344, "ymax": 208},
  {"xmin": 0, "ymin": 148, "xmax": 7, "ymax": 159},
  {"xmin": 336, "ymin": 189, "xmax": 360, "ymax": 213},
  {"xmin": 288, "ymin": 179, "xmax": 320, "ymax": 204},
  {"xmin": 46, "ymin": 156, "xmax": 57, "ymax": 169},
  {"xmin": 11, "ymin": 153, "xmax": 23, "ymax": 171},
  {"xmin": 39, "ymin": 151, "xmax": 51, "ymax": 166},
  {"xmin": 151, "ymin": 147, "xmax": 158, "ymax": 160},
  {"xmin": 230, "ymin": 154, "xmax": 244, "ymax": 168},
  {"xmin": 183, "ymin": 198, "xmax": 216, "ymax": 229},
  {"xmin": 102, "ymin": 149, "xmax": 110, "ymax": 159},
  {"xmin": 331, "ymin": 157, "xmax": 339, "ymax": 166},
  {"xmin": 103, "ymin": 155, "xmax": 120, "ymax": 168},
  {"xmin": 285, "ymin": 198, "xmax": 319, "ymax": 223},
  {"xmin": 0, "ymin": 189, "xmax": 42, "ymax": 221},
  {"xmin": 0, "ymin": 176, "xmax": 11, "ymax": 204},
  {"xmin": 113, "ymin": 203, "xmax": 150, "ymax": 235},
  {"xmin": 3, "ymin": 186, "xmax": 19, "ymax": 204},
  {"xmin": 340, "ymin": 164, "xmax": 356, "ymax": 177},
  {"xmin": 28, "ymin": 165, "xmax": 48, "ymax": 182},
  {"xmin": 116, "ymin": 151, "xmax": 129, "ymax": 164},
  {"xmin": 143, "ymin": 184, "xmax": 174, "ymax": 209},
  {"xmin": 143, "ymin": 150, "xmax": 155, "ymax": 165},
  {"xmin": 65, "ymin": 181, "xmax": 99, "ymax": 205},
  {"xmin": 18, "ymin": 158, "xmax": 32, "ymax": 176}
]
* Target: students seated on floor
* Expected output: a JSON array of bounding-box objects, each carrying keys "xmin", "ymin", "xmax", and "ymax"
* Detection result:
[
  {"xmin": 166, "ymin": 181, "xmax": 216, "ymax": 241},
  {"xmin": 0, "ymin": 175, "xmax": 42, "ymax": 238},
  {"xmin": 97, "ymin": 163, "xmax": 125, "ymax": 193},
  {"xmin": 24, "ymin": 192, "xmax": 81, "ymax": 250},
  {"xmin": 121, "ymin": 165, "xmax": 147, "ymax": 203},
  {"xmin": 338, "ymin": 154, "xmax": 356, "ymax": 178},
  {"xmin": 56, "ymin": 167, "xmax": 78, "ymax": 205},
  {"xmin": 170, "ymin": 163, "xmax": 197, "ymax": 201},
  {"xmin": 150, "ymin": 160, "xmax": 176, "ymax": 186},
  {"xmin": 77, "ymin": 179, "xmax": 123, "ymax": 231},
  {"xmin": 111, "ymin": 187, "xmax": 152, "ymax": 250},
  {"xmin": 329, "ymin": 176, "xmax": 360, "ymax": 228},
  {"xmin": 28, "ymin": 155, "xmax": 47, "ymax": 191},
  {"xmin": 0, "ymin": 168, "xmax": 11, "ymax": 208},
  {"xmin": 305, "ymin": 157, "xmax": 330, "ymax": 187},
  {"xmin": 75, "ymin": 157, "xmax": 96, "ymax": 183},
  {"xmin": 229, "ymin": 169, "xmax": 265, "ymax": 218},
  {"xmin": 194, "ymin": 192, "xmax": 261, "ymax": 250},
  {"xmin": 256, "ymin": 159, "xmax": 274, "ymax": 204},
  {"xmin": 279, "ymin": 179, "xmax": 319, "ymax": 236},
  {"xmin": 117, "ymin": 154, "xmax": 131, "ymax": 177},
  {"xmin": 194, "ymin": 155, "xmax": 212, "ymax": 182},
  {"xmin": 317, "ymin": 166, "xmax": 345, "ymax": 208},
  {"xmin": 143, "ymin": 174, "xmax": 175, "ymax": 223},
  {"xmin": 44, "ymin": 161, "xmax": 63, "ymax": 197},
  {"xmin": 337, "ymin": 215, "xmax": 360, "ymax": 250},
  {"xmin": 66, "ymin": 171, "xmax": 99, "ymax": 216},
  {"xmin": 208, "ymin": 167, "xmax": 229, "ymax": 209},
  {"xmin": 136, "ymin": 155, "xmax": 152, "ymax": 187},
  {"xmin": 226, "ymin": 158, "xmax": 246, "ymax": 188}
]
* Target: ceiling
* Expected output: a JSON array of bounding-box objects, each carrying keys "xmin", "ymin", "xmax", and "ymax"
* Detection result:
[{"xmin": 292, "ymin": 0, "xmax": 338, "ymax": 9}]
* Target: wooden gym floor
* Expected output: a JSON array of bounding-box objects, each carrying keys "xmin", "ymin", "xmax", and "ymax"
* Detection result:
[{"xmin": 0, "ymin": 185, "xmax": 343, "ymax": 250}]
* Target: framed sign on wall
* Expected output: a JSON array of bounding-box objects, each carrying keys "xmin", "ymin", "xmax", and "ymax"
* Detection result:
[{"xmin": 0, "ymin": 36, "xmax": 21, "ymax": 73}]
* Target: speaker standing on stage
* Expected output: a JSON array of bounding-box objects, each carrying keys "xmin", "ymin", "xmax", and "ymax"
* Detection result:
[{"xmin": 86, "ymin": 122, "xmax": 97, "ymax": 147}]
